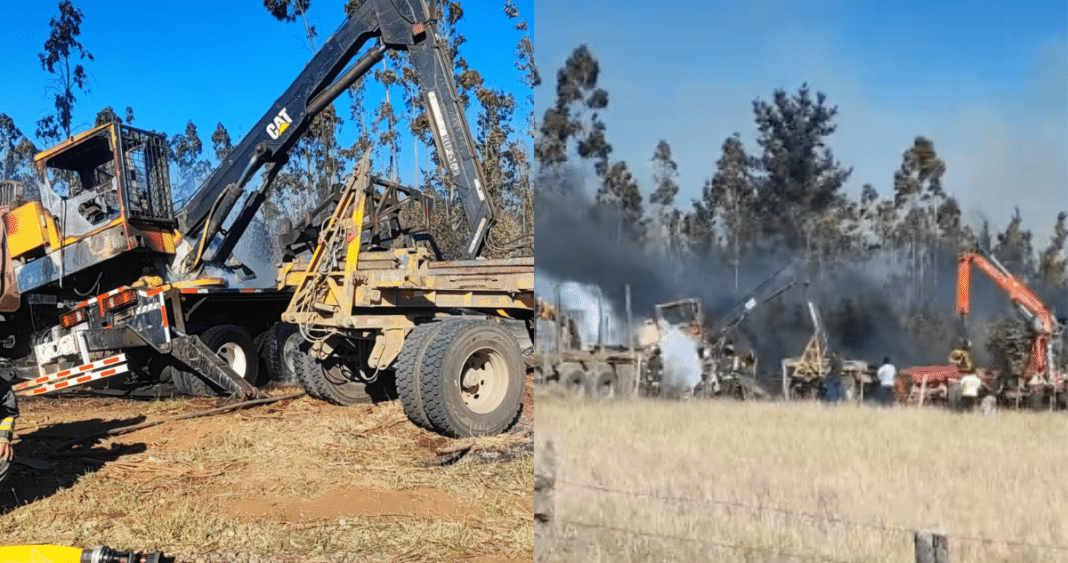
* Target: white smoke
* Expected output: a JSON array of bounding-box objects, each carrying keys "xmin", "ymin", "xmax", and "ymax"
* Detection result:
[
  {"xmin": 537, "ymin": 269, "xmax": 628, "ymax": 347},
  {"xmin": 657, "ymin": 321, "xmax": 703, "ymax": 394}
]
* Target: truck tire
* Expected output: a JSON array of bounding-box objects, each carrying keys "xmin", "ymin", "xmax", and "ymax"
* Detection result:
[
  {"xmin": 561, "ymin": 368, "xmax": 586, "ymax": 397},
  {"xmin": 292, "ymin": 339, "xmax": 325, "ymax": 400},
  {"xmin": 585, "ymin": 367, "xmax": 616, "ymax": 400},
  {"xmin": 419, "ymin": 320, "xmax": 524, "ymax": 437},
  {"xmin": 314, "ymin": 355, "xmax": 374, "ymax": 406},
  {"xmin": 173, "ymin": 325, "xmax": 260, "ymax": 397},
  {"xmin": 395, "ymin": 321, "xmax": 451, "ymax": 431},
  {"xmin": 249, "ymin": 329, "xmax": 272, "ymax": 388},
  {"xmin": 264, "ymin": 323, "xmax": 300, "ymax": 385}
]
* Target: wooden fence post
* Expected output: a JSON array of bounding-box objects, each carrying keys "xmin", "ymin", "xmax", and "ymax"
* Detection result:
[
  {"xmin": 534, "ymin": 439, "xmax": 557, "ymax": 562},
  {"xmin": 914, "ymin": 529, "xmax": 949, "ymax": 563}
]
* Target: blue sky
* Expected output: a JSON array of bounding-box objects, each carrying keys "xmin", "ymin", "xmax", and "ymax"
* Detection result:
[
  {"xmin": 0, "ymin": 0, "xmax": 532, "ymax": 188},
  {"xmin": 1, "ymin": 1, "xmax": 1065, "ymax": 245},
  {"xmin": 529, "ymin": 0, "xmax": 1067, "ymax": 244}
]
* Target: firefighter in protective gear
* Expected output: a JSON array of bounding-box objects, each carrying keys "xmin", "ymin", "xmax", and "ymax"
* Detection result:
[{"xmin": 949, "ymin": 340, "xmax": 975, "ymax": 373}]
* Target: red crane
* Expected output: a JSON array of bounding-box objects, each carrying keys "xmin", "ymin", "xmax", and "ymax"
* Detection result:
[{"xmin": 956, "ymin": 251, "xmax": 1059, "ymax": 386}]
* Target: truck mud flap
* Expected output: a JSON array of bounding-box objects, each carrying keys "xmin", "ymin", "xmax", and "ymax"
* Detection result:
[
  {"xmin": 14, "ymin": 354, "xmax": 129, "ymax": 396},
  {"xmin": 169, "ymin": 334, "xmax": 259, "ymax": 400}
]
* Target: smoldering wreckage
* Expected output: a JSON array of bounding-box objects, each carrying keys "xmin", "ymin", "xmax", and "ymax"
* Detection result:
[{"xmin": 534, "ymin": 247, "xmax": 1068, "ymax": 412}]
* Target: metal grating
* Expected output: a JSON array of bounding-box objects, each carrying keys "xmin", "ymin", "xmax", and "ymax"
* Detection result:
[
  {"xmin": 119, "ymin": 127, "xmax": 174, "ymax": 224},
  {"xmin": 0, "ymin": 180, "xmax": 23, "ymax": 209}
]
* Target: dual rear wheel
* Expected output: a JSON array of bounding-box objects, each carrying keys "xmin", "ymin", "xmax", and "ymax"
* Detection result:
[
  {"xmin": 291, "ymin": 319, "xmax": 524, "ymax": 438},
  {"xmin": 395, "ymin": 320, "xmax": 524, "ymax": 437},
  {"xmin": 558, "ymin": 364, "xmax": 617, "ymax": 400}
]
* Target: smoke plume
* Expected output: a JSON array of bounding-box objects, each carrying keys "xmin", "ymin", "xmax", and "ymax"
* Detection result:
[
  {"xmin": 534, "ymin": 170, "xmax": 1049, "ymax": 386},
  {"xmin": 658, "ymin": 321, "xmax": 703, "ymax": 392}
]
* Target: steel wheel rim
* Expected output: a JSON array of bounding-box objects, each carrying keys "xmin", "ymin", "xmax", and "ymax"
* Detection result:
[
  {"xmin": 217, "ymin": 342, "xmax": 248, "ymax": 378},
  {"xmin": 282, "ymin": 332, "xmax": 300, "ymax": 374},
  {"xmin": 459, "ymin": 347, "xmax": 508, "ymax": 415}
]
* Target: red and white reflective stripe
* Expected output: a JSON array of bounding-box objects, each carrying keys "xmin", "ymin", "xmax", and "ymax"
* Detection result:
[
  {"xmin": 96, "ymin": 287, "xmax": 128, "ymax": 316},
  {"xmin": 177, "ymin": 288, "xmax": 267, "ymax": 294},
  {"xmin": 14, "ymin": 354, "xmax": 128, "ymax": 395}
]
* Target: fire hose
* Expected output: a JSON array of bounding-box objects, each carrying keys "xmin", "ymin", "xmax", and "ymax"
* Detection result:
[{"xmin": 0, "ymin": 545, "xmax": 167, "ymax": 563}]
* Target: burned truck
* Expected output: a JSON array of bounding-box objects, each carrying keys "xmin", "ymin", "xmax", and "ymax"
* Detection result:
[
  {"xmin": 533, "ymin": 290, "xmax": 771, "ymax": 401},
  {"xmin": 13, "ymin": 0, "xmax": 534, "ymax": 438},
  {"xmin": 637, "ymin": 298, "xmax": 768, "ymax": 400},
  {"xmin": 532, "ymin": 297, "xmax": 637, "ymax": 399}
]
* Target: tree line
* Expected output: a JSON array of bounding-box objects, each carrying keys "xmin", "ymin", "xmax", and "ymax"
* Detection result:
[
  {"xmin": 533, "ymin": 44, "xmax": 1067, "ymax": 371},
  {"xmin": 0, "ymin": 0, "xmax": 536, "ymax": 261},
  {"xmin": 535, "ymin": 44, "xmax": 1067, "ymax": 299}
]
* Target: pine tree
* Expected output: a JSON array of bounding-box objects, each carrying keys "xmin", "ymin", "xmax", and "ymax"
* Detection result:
[
  {"xmin": 534, "ymin": 45, "xmax": 610, "ymax": 175},
  {"xmin": 750, "ymin": 84, "xmax": 852, "ymax": 261}
]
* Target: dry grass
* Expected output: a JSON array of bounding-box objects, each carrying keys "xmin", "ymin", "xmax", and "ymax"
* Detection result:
[
  {"xmin": 0, "ymin": 391, "xmax": 532, "ymax": 562},
  {"xmin": 536, "ymin": 389, "xmax": 1068, "ymax": 563}
]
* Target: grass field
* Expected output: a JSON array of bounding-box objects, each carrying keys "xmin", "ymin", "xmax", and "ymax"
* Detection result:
[
  {"xmin": 1, "ymin": 390, "xmax": 532, "ymax": 563},
  {"xmin": 536, "ymin": 389, "xmax": 1068, "ymax": 563}
]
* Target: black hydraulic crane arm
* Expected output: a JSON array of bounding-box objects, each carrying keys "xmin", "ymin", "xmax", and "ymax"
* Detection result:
[
  {"xmin": 707, "ymin": 264, "xmax": 807, "ymax": 337},
  {"xmin": 173, "ymin": 0, "xmax": 494, "ymax": 274}
]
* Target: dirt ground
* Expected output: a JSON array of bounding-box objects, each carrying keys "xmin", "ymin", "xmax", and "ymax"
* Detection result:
[{"xmin": 0, "ymin": 379, "xmax": 534, "ymax": 562}]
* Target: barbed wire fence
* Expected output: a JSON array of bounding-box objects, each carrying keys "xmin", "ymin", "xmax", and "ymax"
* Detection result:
[{"xmin": 534, "ymin": 440, "xmax": 1068, "ymax": 563}]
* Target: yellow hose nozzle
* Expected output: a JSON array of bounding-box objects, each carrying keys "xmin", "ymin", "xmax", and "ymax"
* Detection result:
[{"xmin": 0, "ymin": 545, "xmax": 167, "ymax": 563}]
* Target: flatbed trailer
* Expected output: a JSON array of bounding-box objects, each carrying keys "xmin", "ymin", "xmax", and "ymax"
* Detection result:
[
  {"xmin": 275, "ymin": 159, "xmax": 534, "ymax": 437},
  {"xmin": 533, "ymin": 345, "xmax": 640, "ymax": 399}
]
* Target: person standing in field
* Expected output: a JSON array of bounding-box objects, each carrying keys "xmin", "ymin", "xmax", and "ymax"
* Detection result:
[
  {"xmin": 876, "ymin": 357, "xmax": 897, "ymax": 406},
  {"xmin": 0, "ymin": 375, "xmax": 17, "ymax": 490},
  {"xmin": 959, "ymin": 373, "xmax": 982, "ymax": 411}
]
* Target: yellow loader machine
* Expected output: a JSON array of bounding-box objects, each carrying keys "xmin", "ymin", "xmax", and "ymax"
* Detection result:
[{"xmin": 1, "ymin": 0, "xmax": 533, "ymax": 437}]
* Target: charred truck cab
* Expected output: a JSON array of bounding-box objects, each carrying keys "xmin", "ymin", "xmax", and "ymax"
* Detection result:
[
  {"xmin": 0, "ymin": 124, "xmax": 179, "ymax": 364},
  {"xmin": 10, "ymin": 123, "xmax": 291, "ymax": 399},
  {"xmin": 26, "ymin": 123, "xmax": 176, "ymax": 290}
]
